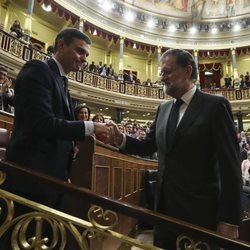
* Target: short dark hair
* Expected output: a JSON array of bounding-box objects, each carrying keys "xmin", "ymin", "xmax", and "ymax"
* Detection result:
[
  {"xmin": 54, "ymin": 28, "xmax": 91, "ymax": 52},
  {"xmin": 161, "ymin": 49, "xmax": 197, "ymax": 80}
]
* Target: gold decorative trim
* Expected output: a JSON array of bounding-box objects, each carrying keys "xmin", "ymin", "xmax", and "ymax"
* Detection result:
[{"xmin": 177, "ymin": 235, "xmax": 211, "ymax": 250}]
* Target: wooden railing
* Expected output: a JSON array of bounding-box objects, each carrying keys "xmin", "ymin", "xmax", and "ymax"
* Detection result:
[
  {"xmin": 0, "ymin": 110, "xmax": 249, "ymax": 248},
  {"xmin": 0, "ymin": 160, "xmax": 249, "ymax": 249},
  {"xmin": 1, "ymin": 29, "xmax": 250, "ymax": 102}
]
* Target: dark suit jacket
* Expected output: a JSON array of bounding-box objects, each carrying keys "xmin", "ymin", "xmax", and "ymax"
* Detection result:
[
  {"xmin": 123, "ymin": 89, "xmax": 242, "ymax": 229},
  {"xmin": 5, "ymin": 59, "xmax": 85, "ymax": 200}
]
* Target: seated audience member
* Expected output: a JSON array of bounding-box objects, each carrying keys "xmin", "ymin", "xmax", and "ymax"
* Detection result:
[
  {"xmin": 92, "ymin": 113, "xmax": 104, "ymax": 123},
  {"xmin": 47, "ymin": 45, "xmax": 54, "ymax": 56},
  {"xmin": 224, "ymin": 74, "xmax": 232, "ymax": 88},
  {"xmin": 137, "ymin": 129, "xmax": 146, "ymax": 141},
  {"xmin": 240, "ymin": 131, "xmax": 247, "ymax": 144},
  {"xmin": 10, "ymin": 20, "xmax": 23, "ymax": 39},
  {"xmin": 0, "ymin": 66, "xmax": 14, "ymax": 113},
  {"xmin": 241, "ymin": 151, "xmax": 250, "ymax": 185},
  {"xmin": 74, "ymin": 104, "xmax": 91, "ymax": 121},
  {"xmin": 240, "ymin": 143, "xmax": 249, "ymax": 162},
  {"xmin": 125, "ymin": 122, "xmax": 137, "ymax": 138}
]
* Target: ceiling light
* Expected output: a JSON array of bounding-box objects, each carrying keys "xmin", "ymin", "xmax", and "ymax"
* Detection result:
[
  {"xmin": 42, "ymin": 3, "xmax": 52, "ymax": 12},
  {"xmin": 233, "ymin": 24, "xmax": 241, "ymax": 32},
  {"xmin": 133, "ymin": 43, "xmax": 136, "ymax": 49},
  {"xmin": 102, "ymin": 1, "xmax": 113, "ymax": 11},
  {"xmin": 93, "ymin": 29, "xmax": 97, "ymax": 35},
  {"xmin": 190, "ymin": 26, "xmax": 197, "ymax": 34},
  {"xmin": 124, "ymin": 11, "xmax": 135, "ymax": 22},
  {"xmin": 168, "ymin": 24, "xmax": 176, "ymax": 32},
  {"xmin": 211, "ymin": 27, "xmax": 218, "ymax": 34},
  {"xmin": 147, "ymin": 19, "xmax": 155, "ymax": 28}
]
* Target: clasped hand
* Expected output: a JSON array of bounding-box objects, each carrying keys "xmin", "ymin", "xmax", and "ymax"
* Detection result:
[{"xmin": 93, "ymin": 121, "xmax": 122, "ymax": 145}]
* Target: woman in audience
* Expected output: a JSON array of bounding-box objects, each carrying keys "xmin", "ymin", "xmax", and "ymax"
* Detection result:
[
  {"xmin": 72, "ymin": 104, "xmax": 91, "ymax": 159},
  {"xmin": 92, "ymin": 113, "xmax": 104, "ymax": 123},
  {"xmin": 241, "ymin": 151, "xmax": 250, "ymax": 185},
  {"xmin": 74, "ymin": 104, "xmax": 91, "ymax": 121}
]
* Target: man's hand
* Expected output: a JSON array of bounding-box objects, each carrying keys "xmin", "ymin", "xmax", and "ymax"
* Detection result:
[
  {"xmin": 94, "ymin": 122, "xmax": 114, "ymax": 144},
  {"xmin": 2, "ymin": 77, "xmax": 12, "ymax": 93},
  {"xmin": 106, "ymin": 120, "xmax": 124, "ymax": 145},
  {"xmin": 216, "ymin": 222, "xmax": 239, "ymax": 239}
]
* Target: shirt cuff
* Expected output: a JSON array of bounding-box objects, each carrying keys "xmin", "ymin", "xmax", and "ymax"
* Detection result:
[
  {"xmin": 85, "ymin": 121, "xmax": 94, "ymax": 136},
  {"xmin": 117, "ymin": 133, "xmax": 126, "ymax": 149}
]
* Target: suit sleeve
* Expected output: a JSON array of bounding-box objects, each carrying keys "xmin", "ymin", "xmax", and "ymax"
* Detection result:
[
  {"xmin": 212, "ymin": 97, "xmax": 242, "ymax": 225},
  {"xmin": 14, "ymin": 62, "xmax": 85, "ymax": 141},
  {"xmin": 122, "ymin": 105, "xmax": 160, "ymax": 157}
]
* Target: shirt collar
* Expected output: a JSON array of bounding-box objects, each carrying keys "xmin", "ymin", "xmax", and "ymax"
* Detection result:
[
  {"xmin": 52, "ymin": 57, "xmax": 67, "ymax": 77},
  {"xmin": 179, "ymin": 85, "xmax": 196, "ymax": 105}
]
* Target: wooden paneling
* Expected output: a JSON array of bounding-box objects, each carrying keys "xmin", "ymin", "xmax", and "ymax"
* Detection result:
[
  {"xmin": 0, "ymin": 112, "xmax": 14, "ymax": 137},
  {"xmin": 70, "ymin": 138, "xmax": 157, "ymax": 249},
  {"xmin": 124, "ymin": 168, "xmax": 132, "ymax": 197},
  {"xmin": 112, "ymin": 167, "xmax": 123, "ymax": 200},
  {"xmin": 94, "ymin": 165, "xmax": 110, "ymax": 196}
]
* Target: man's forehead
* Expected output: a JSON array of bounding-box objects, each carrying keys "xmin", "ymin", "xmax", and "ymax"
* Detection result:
[{"xmin": 161, "ymin": 61, "xmax": 176, "ymax": 70}]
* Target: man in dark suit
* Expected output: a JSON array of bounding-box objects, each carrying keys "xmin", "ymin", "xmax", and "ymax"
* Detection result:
[
  {"xmin": 111, "ymin": 49, "xmax": 242, "ymax": 249},
  {"xmin": 4, "ymin": 28, "xmax": 111, "ymax": 212}
]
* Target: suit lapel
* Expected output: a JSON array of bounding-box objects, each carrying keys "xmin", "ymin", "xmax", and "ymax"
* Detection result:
[
  {"xmin": 156, "ymin": 100, "xmax": 174, "ymax": 154},
  {"xmin": 174, "ymin": 89, "xmax": 203, "ymax": 142},
  {"xmin": 46, "ymin": 59, "xmax": 71, "ymax": 116},
  {"xmin": 56, "ymin": 76, "xmax": 71, "ymax": 113}
]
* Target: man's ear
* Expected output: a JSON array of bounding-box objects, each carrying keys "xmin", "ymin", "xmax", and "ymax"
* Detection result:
[{"xmin": 185, "ymin": 65, "xmax": 193, "ymax": 79}]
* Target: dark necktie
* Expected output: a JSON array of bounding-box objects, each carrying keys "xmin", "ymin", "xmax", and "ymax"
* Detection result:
[
  {"xmin": 62, "ymin": 76, "xmax": 70, "ymax": 109},
  {"xmin": 62, "ymin": 76, "xmax": 68, "ymax": 95},
  {"xmin": 167, "ymin": 99, "xmax": 184, "ymax": 148}
]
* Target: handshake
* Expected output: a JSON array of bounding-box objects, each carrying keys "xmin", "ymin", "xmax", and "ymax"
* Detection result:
[{"xmin": 93, "ymin": 121, "xmax": 123, "ymax": 145}]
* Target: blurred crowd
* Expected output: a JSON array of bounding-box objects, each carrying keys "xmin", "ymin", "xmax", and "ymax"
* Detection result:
[{"xmin": 238, "ymin": 131, "xmax": 250, "ymax": 186}]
